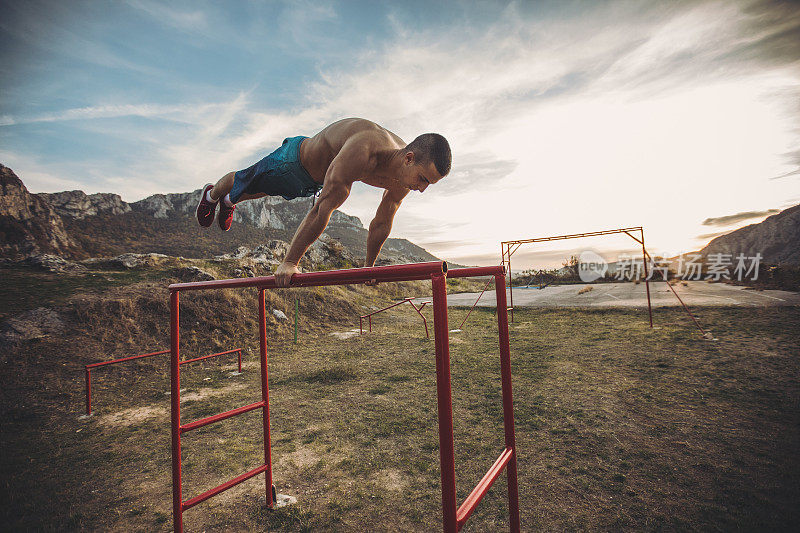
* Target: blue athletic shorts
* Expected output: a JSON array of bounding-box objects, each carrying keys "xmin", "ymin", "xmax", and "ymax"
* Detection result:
[{"xmin": 230, "ymin": 136, "xmax": 322, "ymax": 203}]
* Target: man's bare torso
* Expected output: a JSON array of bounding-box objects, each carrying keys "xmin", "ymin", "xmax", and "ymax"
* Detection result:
[{"xmin": 299, "ymin": 118, "xmax": 405, "ymax": 189}]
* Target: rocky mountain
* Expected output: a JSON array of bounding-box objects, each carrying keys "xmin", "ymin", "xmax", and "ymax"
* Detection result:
[
  {"xmin": 699, "ymin": 203, "xmax": 800, "ymax": 265},
  {"xmin": 0, "ymin": 165, "xmax": 440, "ymax": 266},
  {"xmin": 0, "ymin": 165, "xmax": 79, "ymax": 259}
]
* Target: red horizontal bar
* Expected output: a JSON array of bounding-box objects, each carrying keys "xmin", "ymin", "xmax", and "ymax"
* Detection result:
[
  {"xmin": 182, "ymin": 464, "xmax": 268, "ymax": 511},
  {"xmin": 86, "ymin": 349, "xmax": 169, "ymax": 369},
  {"xmin": 456, "ymin": 447, "xmax": 514, "ymax": 529},
  {"xmin": 447, "ymin": 266, "xmax": 504, "ymax": 279},
  {"xmin": 180, "ymin": 401, "xmax": 264, "ymax": 433},
  {"xmin": 360, "ymin": 297, "xmax": 413, "ymax": 319},
  {"xmin": 179, "ymin": 348, "xmax": 241, "ymax": 366},
  {"xmin": 502, "ymin": 226, "xmax": 643, "ymax": 246},
  {"xmin": 168, "ymin": 261, "xmax": 446, "ymax": 292}
]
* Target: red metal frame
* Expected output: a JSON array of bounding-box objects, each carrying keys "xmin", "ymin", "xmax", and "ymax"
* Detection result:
[
  {"xmin": 456, "ymin": 276, "xmax": 495, "ymax": 330},
  {"xmin": 84, "ymin": 348, "xmax": 242, "ymax": 415},
  {"xmin": 168, "ymin": 261, "xmax": 520, "ymax": 532},
  {"xmin": 501, "ymin": 227, "xmax": 653, "ymax": 325},
  {"xmin": 359, "ymin": 297, "xmax": 431, "ymax": 338}
]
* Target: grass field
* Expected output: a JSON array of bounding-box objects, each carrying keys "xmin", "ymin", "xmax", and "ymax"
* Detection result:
[{"xmin": 1, "ymin": 285, "xmax": 799, "ymax": 531}]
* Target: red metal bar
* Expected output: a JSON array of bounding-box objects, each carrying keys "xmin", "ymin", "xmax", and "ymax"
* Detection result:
[
  {"xmin": 85, "ymin": 368, "xmax": 91, "ymax": 415},
  {"xmin": 85, "ymin": 349, "xmax": 169, "ymax": 415},
  {"xmin": 432, "ymin": 273, "xmax": 457, "ymax": 532},
  {"xmin": 360, "ymin": 297, "xmax": 429, "ymax": 338},
  {"xmin": 407, "ymin": 300, "xmax": 430, "ymax": 338},
  {"xmin": 182, "ymin": 464, "xmax": 269, "ymax": 511},
  {"xmin": 495, "ymin": 273, "xmax": 521, "ymax": 532},
  {"xmin": 170, "ymin": 290, "xmax": 183, "ymax": 533},
  {"xmin": 180, "ymin": 401, "xmax": 265, "ymax": 433},
  {"xmin": 640, "ymin": 229, "xmax": 653, "ymax": 328},
  {"xmin": 169, "ymin": 261, "xmax": 446, "ymax": 291},
  {"xmin": 168, "ymin": 263, "xmax": 519, "ymax": 532},
  {"xmin": 85, "ymin": 349, "xmax": 169, "ymax": 368},
  {"xmin": 85, "ymin": 347, "xmax": 240, "ymax": 415},
  {"xmin": 661, "ymin": 277, "xmax": 709, "ymax": 336},
  {"xmin": 457, "ymin": 277, "xmax": 494, "ymax": 330},
  {"xmin": 259, "ymin": 289, "xmax": 274, "ymax": 507},
  {"xmin": 502, "ymin": 226, "xmax": 643, "ymax": 245},
  {"xmin": 447, "ymin": 266, "xmax": 503, "ymax": 278},
  {"xmin": 456, "ymin": 447, "xmax": 514, "ymax": 528},
  {"xmin": 178, "ymin": 348, "xmax": 242, "ymax": 366}
]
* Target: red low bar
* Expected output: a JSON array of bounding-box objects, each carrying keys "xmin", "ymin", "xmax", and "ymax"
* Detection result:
[
  {"xmin": 359, "ymin": 297, "xmax": 430, "ymax": 338},
  {"xmin": 168, "ymin": 261, "xmax": 446, "ymax": 292},
  {"xmin": 446, "ymin": 266, "xmax": 503, "ymax": 279},
  {"xmin": 456, "ymin": 447, "xmax": 514, "ymax": 529},
  {"xmin": 179, "ymin": 348, "xmax": 241, "ymax": 366},
  {"xmin": 182, "ymin": 464, "xmax": 269, "ymax": 511},
  {"xmin": 86, "ymin": 349, "xmax": 169, "ymax": 368},
  {"xmin": 180, "ymin": 401, "xmax": 265, "ymax": 433}
]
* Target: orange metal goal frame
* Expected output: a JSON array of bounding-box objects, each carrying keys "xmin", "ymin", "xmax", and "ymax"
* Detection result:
[{"xmin": 501, "ymin": 227, "xmax": 653, "ymax": 324}]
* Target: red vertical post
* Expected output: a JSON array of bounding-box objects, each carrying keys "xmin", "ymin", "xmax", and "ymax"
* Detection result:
[
  {"xmin": 431, "ymin": 274, "xmax": 457, "ymax": 532},
  {"xmin": 237, "ymin": 349, "xmax": 242, "ymax": 373},
  {"xmin": 170, "ymin": 290, "xmax": 183, "ymax": 533},
  {"xmin": 494, "ymin": 274, "xmax": 521, "ymax": 532},
  {"xmin": 85, "ymin": 368, "xmax": 92, "ymax": 415},
  {"xmin": 640, "ymin": 229, "xmax": 653, "ymax": 328},
  {"xmin": 506, "ymin": 244, "xmax": 514, "ymax": 323},
  {"xmin": 259, "ymin": 289, "xmax": 274, "ymax": 507}
]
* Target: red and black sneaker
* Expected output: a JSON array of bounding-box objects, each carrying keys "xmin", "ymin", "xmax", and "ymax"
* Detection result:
[
  {"xmin": 195, "ymin": 184, "xmax": 218, "ymax": 227},
  {"xmin": 218, "ymin": 201, "xmax": 236, "ymax": 231}
]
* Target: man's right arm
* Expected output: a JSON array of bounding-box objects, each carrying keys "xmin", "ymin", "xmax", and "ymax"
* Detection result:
[{"xmin": 275, "ymin": 138, "xmax": 371, "ymax": 287}]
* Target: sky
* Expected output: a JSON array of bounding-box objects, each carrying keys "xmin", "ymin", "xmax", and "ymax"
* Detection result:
[{"xmin": 1, "ymin": 0, "xmax": 799, "ymax": 268}]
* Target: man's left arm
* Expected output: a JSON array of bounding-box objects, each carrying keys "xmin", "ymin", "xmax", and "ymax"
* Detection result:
[{"xmin": 365, "ymin": 187, "xmax": 409, "ymax": 267}]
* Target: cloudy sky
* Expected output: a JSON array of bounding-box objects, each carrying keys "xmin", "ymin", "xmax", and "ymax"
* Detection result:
[{"xmin": 1, "ymin": 0, "xmax": 798, "ymax": 268}]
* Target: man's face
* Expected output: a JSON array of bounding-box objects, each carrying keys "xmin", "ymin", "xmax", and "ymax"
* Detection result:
[{"xmin": 402, "ymin": 153, "xmax": 443, "ymax": 193}]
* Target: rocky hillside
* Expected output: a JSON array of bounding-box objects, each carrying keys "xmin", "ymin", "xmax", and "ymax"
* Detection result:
[
  {"xmin": 0, "ymin": 165, "xmax": 79, "ymax": 258},
  {"xmin": 699, "ymin": 204, "xmax": 800, "ymax": 265},
  {"xmin": 0, "ymin": 164, "xmax": 440, "ymax": 265}
]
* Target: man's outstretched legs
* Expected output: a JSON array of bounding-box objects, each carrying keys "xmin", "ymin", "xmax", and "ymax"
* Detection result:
[
  {"xmin": 196, "ymin": 170, "xmax": 271, "ymax": 230},
  {"xmin": 196, "ymin": 171, "xmax": 240, "ymax": 231}
]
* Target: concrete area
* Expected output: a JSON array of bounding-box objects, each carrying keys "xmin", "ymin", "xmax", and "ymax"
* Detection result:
[{"xmin": 433, "ymin": 281, "xmax": 800, "ymax": 308}]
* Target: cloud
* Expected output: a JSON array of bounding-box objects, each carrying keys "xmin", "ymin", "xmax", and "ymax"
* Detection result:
[
  {"xmin": 770, "ymin": 148, "xmax": 800, "ymax": 179},
  {"xmin": 436, "ymin": 152, "xmax": 518, "ymax": 196},
  {"xmin": 695, "ymin": 230, "xmax": 730, "ymax": 241},
  {"xmin": 702, "ymin": 208, "xmax": 780, "ymax": 226},
  {"xmin": 125, "ymin": 0, "xmax": 208, "ymax": 32},
  {"xmin": 0, "ymin": 103, "xmax": 221, "ymax": 126}
]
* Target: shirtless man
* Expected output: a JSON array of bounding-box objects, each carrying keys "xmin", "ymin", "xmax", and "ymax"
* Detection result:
[{"xmin": 195, "ymin": 118, "xmax": 451, "ymax": 287}]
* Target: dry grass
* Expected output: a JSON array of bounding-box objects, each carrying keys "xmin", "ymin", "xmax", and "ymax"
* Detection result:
[{"xmin": 1, "ymin": 271, "xmax": 799, "ymax": 531}]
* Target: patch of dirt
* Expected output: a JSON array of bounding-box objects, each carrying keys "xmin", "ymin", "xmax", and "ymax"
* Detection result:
[
  {"xmin": 372, "ymin": 468, "xmax": 409, "ymax": 492},
  {"xmin": 180, "ymin": 382, "xmax": 246, "ymax": 402},
  {"xmin": 98, "ymin": 405, "xmax": 167, "ymax": 427},
  {"xmin": 281, "ymin": 447, "xmax": 320, "ymax": 469},
  {"xmin": 329, "ymin": 329, "xmax": 361, "ymax": 339}
]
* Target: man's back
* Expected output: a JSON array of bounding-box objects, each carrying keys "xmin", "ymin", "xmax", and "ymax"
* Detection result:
[{"xmin": 299, "ymin": 118, "xmax": 404, "ymax": 184}]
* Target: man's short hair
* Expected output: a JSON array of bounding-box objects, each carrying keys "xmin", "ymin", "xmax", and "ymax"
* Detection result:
[{"xmin": 406, "ymin": 133, "xmax": 451, "ymax": 177}]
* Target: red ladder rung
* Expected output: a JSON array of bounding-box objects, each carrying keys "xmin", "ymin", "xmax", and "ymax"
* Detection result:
[
  {"xmin": 182, "ymin": 464, "xmax": 268, "ymax": 511},
  {"xmin": 180, "ymin": 401, "xmax": 265, "ymax": 433},
  {"xmin": 456, "ymin": 447, "xmax": 514, "ymax": 529}
]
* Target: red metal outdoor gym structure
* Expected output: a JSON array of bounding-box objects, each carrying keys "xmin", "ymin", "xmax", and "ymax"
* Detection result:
[
  {"xmin": 359, "ymin": 296, "xmax": 431, "ymax": 338},
  {"xmin": 168, "ymin": 261, "xmax": 520, "ymax": 532},
  {"xmin": 501, "ymin": 227, "xmax": 653, "ymax": 324},
  {"xmin": 84, "ymin": 348, "xmax": 243, "ymax": 415}
]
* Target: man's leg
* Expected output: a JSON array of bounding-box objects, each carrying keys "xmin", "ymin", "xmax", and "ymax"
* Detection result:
[{"xmin": 209, "ymin": 172, "xmax": 236, "ymax": 202}]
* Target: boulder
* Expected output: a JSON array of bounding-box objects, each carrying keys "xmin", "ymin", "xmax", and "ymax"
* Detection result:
[
  {"xmin": 0, "ymin": 307, "xmax": 65, "ymax": 344},
  {"xmin": 26, "ymin": 254, "xmax": 87, "ymax": 273}
]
